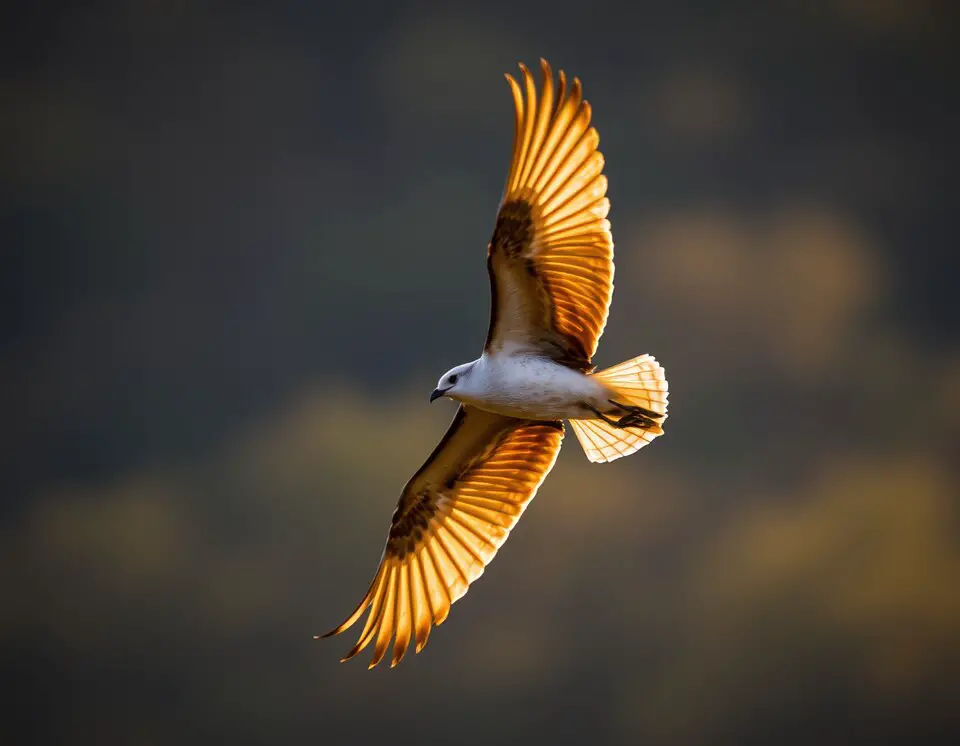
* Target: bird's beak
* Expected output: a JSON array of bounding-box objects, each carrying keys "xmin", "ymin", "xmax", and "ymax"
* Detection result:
[{"xmin": 429, "ymin": 388, "xmax": 445, "ymax": 403}]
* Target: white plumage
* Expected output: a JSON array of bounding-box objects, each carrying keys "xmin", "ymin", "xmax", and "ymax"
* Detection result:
[{"xmin": 435, "ymin": 352, "xmax": 614, "ymax": 420}]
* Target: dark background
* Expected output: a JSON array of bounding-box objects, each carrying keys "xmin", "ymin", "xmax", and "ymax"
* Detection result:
[{"xmin": 3, "ymin": 1, "xmax": 959, "ymax": 744}]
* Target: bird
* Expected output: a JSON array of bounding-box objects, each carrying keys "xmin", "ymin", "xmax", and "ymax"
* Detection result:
[{"xmin": 318, "ymin": 58, "xmax": 669, "ymax": 669}]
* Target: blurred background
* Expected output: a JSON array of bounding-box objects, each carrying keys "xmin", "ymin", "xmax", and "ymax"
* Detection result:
[{"xmin": 3, "ymin": 1, "xmax": 959, "ymax": 743}]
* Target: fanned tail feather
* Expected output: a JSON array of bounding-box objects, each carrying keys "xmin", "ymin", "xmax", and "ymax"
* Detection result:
[{"xmin": 571, "ymin": 354, "xmax": 669, "ymax": 464}]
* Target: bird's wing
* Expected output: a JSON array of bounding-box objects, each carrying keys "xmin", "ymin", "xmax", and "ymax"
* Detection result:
[
  {"xmin": 319, "ymin": 405, "xmax": 564, "ymax": 668},
  {"xmin": 484, "ymin": 59, "xmax": 614, "ymax": 370}
]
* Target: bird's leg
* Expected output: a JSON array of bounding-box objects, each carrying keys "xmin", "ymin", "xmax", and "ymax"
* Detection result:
[
  {"xmin": 585, "ymin": 401, "xmax": 665, "ymax": 430},
  {"xmin": 583, "ymin": 404, "xmax": 621, "ymax": 427},
  {"xmin": 606, "ymin": 400, "xmax": 664, "ymax": 430}
]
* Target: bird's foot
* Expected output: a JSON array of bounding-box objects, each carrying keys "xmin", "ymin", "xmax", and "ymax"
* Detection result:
[{"xmin": 605, "ymin": 400, "xmax": 664, "ymax": 430}]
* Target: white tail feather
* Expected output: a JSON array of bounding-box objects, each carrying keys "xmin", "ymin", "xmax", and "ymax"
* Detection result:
[{"xmin": 571, "ymin": 354, "xmax": 669, "ymax": 464}]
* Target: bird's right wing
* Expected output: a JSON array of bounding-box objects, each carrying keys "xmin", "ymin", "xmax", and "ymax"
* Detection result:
[{"xmin": 319, "ymin": 405, "xmax": 564, "ymax": 669}]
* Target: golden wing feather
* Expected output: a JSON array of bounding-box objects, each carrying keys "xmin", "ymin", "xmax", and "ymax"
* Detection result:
[
  {"xmin": 486, "ymin": 59, "xmax": 614, "ymax": 369},
  {"xmin": 319, "ymin": 406, "xmax": 564, "ymax": 668}
]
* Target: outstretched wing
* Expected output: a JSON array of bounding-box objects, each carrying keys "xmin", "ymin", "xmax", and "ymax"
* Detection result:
[
  {"xmin": 319, "ymin": 405, "xmax": 564, "ymax": 668},
  {"xmin": 484, "ymin": 59, "xmax": 614, "ymax": 370}
]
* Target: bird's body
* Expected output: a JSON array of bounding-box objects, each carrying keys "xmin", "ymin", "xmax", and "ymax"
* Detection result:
[
  {"xmin": 440, "ymin": 350, "xmax": 614, "ymax": 421},
  {"xmin": 320, "ymin": 59, "xmax": 671, "ymax": 668}
]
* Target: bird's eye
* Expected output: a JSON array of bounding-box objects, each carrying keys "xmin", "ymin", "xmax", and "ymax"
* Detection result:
[{"xmin": 449, "ymin": 374, "xmax": 458, "ymax": 385}]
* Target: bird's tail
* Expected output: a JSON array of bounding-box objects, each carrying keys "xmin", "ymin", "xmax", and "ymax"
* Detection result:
[{"xmin": 569, "ymin": 354, "xmax": 669, "ymax": 464}]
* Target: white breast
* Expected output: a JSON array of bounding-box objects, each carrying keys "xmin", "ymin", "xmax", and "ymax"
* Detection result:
[{"xmin": 462, "ymin": 353, "xmax": 606, "ymax": 420}]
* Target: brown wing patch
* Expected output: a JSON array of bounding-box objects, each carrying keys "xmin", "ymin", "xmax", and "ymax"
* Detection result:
[
  {"xmin": 491, "ymin": 199, "xmax": 534, "ymax": 259},
  {"xmin": 484, "ymin": 59, "xmax": 614, "ymax": 365},
  {"xmin": 387, "ymin": 491, "xmax": 436, "ymax": 557},
  {"xmin": 319, "ymin": 407, "xmax": 564, "ymax": 669}
]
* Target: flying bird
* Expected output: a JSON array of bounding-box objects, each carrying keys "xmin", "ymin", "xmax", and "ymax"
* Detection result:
[{"xmin": 319, "ymin": 59, "xmax": 669, "ymax": 668}]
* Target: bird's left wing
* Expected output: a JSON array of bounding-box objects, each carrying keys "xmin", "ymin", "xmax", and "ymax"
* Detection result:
[
  {"xmin": 484, "ymin": 59, "xmax": 614, "ymax": 370},
  {"xmin": 319, "ymin": 405, "xmax": 564, "ymax": 668}
]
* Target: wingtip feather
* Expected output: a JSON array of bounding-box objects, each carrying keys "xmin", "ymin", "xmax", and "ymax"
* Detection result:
[{"xmin": 321, "ymin": 413, "xmax": 565, "ymax": 669}]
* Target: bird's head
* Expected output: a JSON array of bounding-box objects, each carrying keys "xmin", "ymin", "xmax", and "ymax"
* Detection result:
[{"xmin": 430, "ymin": 361, "xmax": 476, "ymax": 403}]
